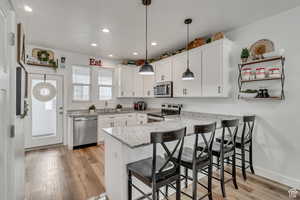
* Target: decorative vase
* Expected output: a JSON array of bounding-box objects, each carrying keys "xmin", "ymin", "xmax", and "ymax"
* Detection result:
[{"xmin": 241, "ymin": 58, "xmax": 248, "ymax": 63}]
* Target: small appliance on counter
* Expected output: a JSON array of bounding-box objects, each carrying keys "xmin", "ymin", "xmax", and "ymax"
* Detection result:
[
  {"xmin": 134, "ymin": 101, "xmax": 147, "ymax": 111},
  {"xmin": 147, "ymin": 103, "xmax": 182, "ymax": 123},
  {"xmin": 154, "ymin": 81, "xmax": 173, "ymax": 98}
]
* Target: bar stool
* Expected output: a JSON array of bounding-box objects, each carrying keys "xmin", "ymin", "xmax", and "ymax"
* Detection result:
[
  {"xmin": 200, "ymin": 119, "xmax": 239, "ymax": 198},
  {"xmin": 165, "ymin": 122, "xmax": 216, "ymax": 200},
  {"xmin": 217, "ymin": 116, "xmax": 255, "ymax": 180},
  {"xmin": 127, "ymin": 127, "xmax": 186, "ymax": 200}
]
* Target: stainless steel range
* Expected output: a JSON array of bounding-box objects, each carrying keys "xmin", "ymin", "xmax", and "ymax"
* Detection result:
[{"xmin": 147, "ymin": 104, "xmax": 182, "ymax": 123}]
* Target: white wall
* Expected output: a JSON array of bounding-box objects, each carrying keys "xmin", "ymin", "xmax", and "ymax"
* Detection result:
[{"xmin": 145, "ymin": 6, "xmax": 300, "ymax": 188}]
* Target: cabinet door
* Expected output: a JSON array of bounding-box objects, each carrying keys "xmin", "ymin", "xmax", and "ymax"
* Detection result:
[
  {"xmin": 114, "ymin": 117, "xmax": 127, "ymax": 127},
  {"xmin": 98, "ymin": 117, "xmax": 115, "ymax": 142},
  {"xmin": 133, "ymin": 67, "xmax": 144, "ymax": 97},
  {"xmin": 202, "ymin": 42, "xmax": 222, "ymax": 97},
  {"xmin": 143, "ymin": 73, "xmax": 155, "ymax": 97},
  {"xmin": 125, "ymin": 114, "xmax": 137, "ymax": 126},
  {"xmin": 137, "ymin": 114, "xmax": 147, "ymax": 125},
  {"xmin": 172, "ymin": 50, "xmax": 202, "ymax": 97},
  {"xmin": 119, "ymin": 66, "xmax": 134, "ymax": 97},
  {"xmin": 155, "ymin": 58, "xmax": 172, "ymax": 82}
]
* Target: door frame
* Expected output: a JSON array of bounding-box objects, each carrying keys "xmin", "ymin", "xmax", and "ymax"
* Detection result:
[{"xmin": 25, "ymin": 73, "xmax": 64, "ymax": 148}]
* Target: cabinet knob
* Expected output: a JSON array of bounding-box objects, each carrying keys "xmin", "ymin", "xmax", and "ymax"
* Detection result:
[
  {"xmin": 161, "ymin": 75, "xmax": 165, "ymax": 81},
  {"xmin": 132, "ymin": 92, "xmax": 135, "ymax": 96},
  {"xmin": 121, "ymin": 91, "xmax": 124, "ymax": 96},
  {"xmin": 147, "ymin": 91, "xmax": 150, "ymax": 96},
  {"xmin": 218, "ymin": 86, "xmax": 221, "ymax": 94}
]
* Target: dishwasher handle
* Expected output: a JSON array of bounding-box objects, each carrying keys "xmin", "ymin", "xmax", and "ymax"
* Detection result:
[{"xmin": 74, "ymin": 117, "xmax": 98, "ymax": 121}]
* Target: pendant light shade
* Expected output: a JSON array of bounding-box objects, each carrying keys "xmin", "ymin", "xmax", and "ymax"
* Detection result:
[
  {"xmin": 139, "ymin": 0, "xmax": 154, "ymax": 75},
  {"xmin": 182, "ymin": 18, "xmax": 195, "ymax": 80}
]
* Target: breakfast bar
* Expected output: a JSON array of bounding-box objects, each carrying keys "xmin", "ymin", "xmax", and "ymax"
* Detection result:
[{"xmin": 103, "ymin": 112, "xmax": 243, "ymax": 200}]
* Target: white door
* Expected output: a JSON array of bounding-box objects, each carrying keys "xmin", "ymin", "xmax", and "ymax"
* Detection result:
[
  {"xmin": 155, "ymin": 58, "xmax": 172, "ymax": 82},
  {"xmin": 202, "ymin": 42, "xmax": 222, "ymax": 97},
  {"xmin": 0, "ymin": 3, "xmax": 18, "ymax": 199},
  {"xmin": 25, "ymin": 74, "xmax": 64, "ymax": 148}
]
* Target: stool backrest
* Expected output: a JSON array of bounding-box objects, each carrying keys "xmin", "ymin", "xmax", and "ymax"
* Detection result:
[
  {"xmin": 150, "ymin": 127, "xmax": 186, "ymax": 176},
  {"xmin": 193, "ymin": 122, "xmax": 217, "ymax": 162},
  {"xmin": 220, "ymin": 119, "xmax": 240, "ymax": 152},
  {"xmin": 242, "ymin": 115, "xmax": 255, "ymax": 144}
]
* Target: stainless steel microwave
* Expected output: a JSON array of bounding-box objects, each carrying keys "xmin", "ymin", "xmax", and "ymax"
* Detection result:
[{"xmin": 154, "ymin": 81, "xmax": 173, "ymax": 98}]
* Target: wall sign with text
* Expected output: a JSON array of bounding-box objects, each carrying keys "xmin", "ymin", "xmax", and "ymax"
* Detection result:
[{"xmin": 89, "ymin": 58, "xmax": 102, "ymax": 66}]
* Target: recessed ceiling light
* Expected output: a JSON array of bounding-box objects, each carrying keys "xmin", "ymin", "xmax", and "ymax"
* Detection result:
[
  {"xmin": 91, "ymin": 43, "xmax": 98, "ymax": 47},
  {"xmin": 133, "ymin": 52, "xmax": 138, "ymax": 56},
  {"xmin": 108, "ymin": 54, "xmax": 113, "ymax": 57},
  {"xmin": 102, "ymin": 28, "xmax": 110, "ymax": 33},
  {"xmin": 24, "ymin": 5, "xmax": 32, "ymax": 12},
  {"xmin": 151, "ymin": 42, "xmax": 158, "ymax": 46}
]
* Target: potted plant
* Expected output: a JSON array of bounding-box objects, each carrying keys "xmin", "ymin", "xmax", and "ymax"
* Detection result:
[
  {"xmin": 240, "ymin": 89, "xmax": 258, "ymax": 98},
  {"xmin": 88, "ymin": 105, "xmax": 96, "ymax": 113},
  {"xmin": 116, "ymin": 104, "xmax": 122, "ymax": 112},
  {"xmin": 241, "ymin": 48, "xmax": 250, "ymax": 63}
]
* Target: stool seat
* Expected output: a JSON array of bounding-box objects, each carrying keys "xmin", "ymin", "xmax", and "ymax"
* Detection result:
[
  {"xmin": 216, "ymin": 136, "xmax": 251, "ymax": 148},
  {"xmin": 172, "ymin": 147, "xmax": 210, "ymax": 169},
  {"xmin": 199, "ymin": 142, "xmax": 234, "ymax": 157},
  {"xmin": 127, "ymin": 156, "xmax": 176, "ymax": 186}
]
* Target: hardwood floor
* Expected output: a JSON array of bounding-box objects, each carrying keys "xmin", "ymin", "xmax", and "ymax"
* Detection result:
[{"xmin": 25, "ymin": 145, "xmax": 291, "ymax": 200}]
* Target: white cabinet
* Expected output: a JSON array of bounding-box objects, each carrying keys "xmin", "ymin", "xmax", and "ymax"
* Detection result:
[
  {"xmin": 202, "ymin": 39, "xmax": 230, "ymax": 97},
  {"xmin": 143, "ymin": 74, "xmax": 155, "ymax": 98},
  {"xmin": 98, "ymin": 116, "xmax": 115, "ymax": 142},
  {"xmin": 124, "ymin": 113, "xmax": 137, "ymax": 126},
  {"xmin": 133, "ymin": 67, "xmax": 144, "ymax": 98},
  {"xmin": 118, "ymin": 65, "xmax": 134, "ymax": 97},
  {"xmin": 137, "ymin": 114, "xmax": 148, "ymax": 125},
  {"xmin": 155, "ymin": 58, "xmax": 172, "ymax": 82},
  {"xmin": 172, "ymin": 48, "xmax": 202, "ymax": 97}
]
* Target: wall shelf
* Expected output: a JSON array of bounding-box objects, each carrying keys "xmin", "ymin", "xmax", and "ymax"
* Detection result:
[
  {"xmin": 238, "ymin": 56, "xmax": 285, "ymax": 101},
  {"xmin": 239, "ymin": 97, "xmax": 283, "ymax": 101},
  {"xmin": 240, "ymin": 56, "xmax": 284, "ymax": 67},
  {"xmin": 241, "ymin": 77, "xmax": 282, "ymax": 83},
  {"xmin": 27, "ymin": 62, "xmax": 57, "ymax": 68}
]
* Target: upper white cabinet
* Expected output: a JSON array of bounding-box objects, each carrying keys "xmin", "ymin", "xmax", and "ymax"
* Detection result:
[
  {"xmin": 172, "ymin": 48, "xmax": 202, "ymax": 97},
  {"xmin": 118, "ymin": 65, "xmax": 134, "ymax": 97},
  {"xmin": 143, "ymin": 73, "xmax": 155, "ymax": 97},
  {"xmin": 202, "ymin": 39, "xmax": 231, "ymax": 97},
  {"xmin": 155, "ymin": 58, "xmax": 172, "ymax": 82},
  {"xmin": 133, "ymin": 67, "xmax": 144, "ymax": 98}
]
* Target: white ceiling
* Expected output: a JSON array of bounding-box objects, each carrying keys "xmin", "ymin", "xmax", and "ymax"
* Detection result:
[{"xmin": 13, "ymin": 0, "xmax": 300, "ymax": 60}]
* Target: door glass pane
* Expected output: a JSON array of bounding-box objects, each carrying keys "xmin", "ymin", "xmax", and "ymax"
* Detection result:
[{"xmin": 32, "ymin": 79, "xmax": 57, "ymax": 137}]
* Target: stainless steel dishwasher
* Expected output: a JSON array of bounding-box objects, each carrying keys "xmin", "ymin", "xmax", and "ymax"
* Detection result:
[{"xmin": 73, "ymin": 116, "xmax": 98, "ymax": 148}]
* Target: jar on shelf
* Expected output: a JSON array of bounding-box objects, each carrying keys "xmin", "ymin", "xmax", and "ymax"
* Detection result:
[
  {"xmin": 241, "ymin": 68, "xmax": 252, "ymax": 80},
  {"xmin": 268, "ymin": 67, "xmax": 281, "ymax": 78},
  {"xmin": 256, "ymin": 67, "xmax": 266, "ymax": 79}
]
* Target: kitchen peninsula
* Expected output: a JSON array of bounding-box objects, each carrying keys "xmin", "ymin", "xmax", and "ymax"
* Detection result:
[{"xmin": 103, "ymin": 112, "xmax": 243, "ymax": 200}]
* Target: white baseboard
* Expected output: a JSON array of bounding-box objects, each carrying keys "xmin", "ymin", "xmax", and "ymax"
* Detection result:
[{"xmin": 254, "ymin": 166, "xmax": 300, "ymax": 188}]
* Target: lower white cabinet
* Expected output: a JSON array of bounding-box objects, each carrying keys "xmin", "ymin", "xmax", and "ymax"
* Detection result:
[{"xmin": 137, "ymin": 114, "xmax": 148, "ymax": 125}]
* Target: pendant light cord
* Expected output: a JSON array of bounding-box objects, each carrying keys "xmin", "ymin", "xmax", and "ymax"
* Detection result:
[
  {"xmin": 145, "ymin": 5, "xmax": 148, "ymax": 62},
  {"xmin": 186, "ymin": 23, "xmax": 190, "ymax": 69}
]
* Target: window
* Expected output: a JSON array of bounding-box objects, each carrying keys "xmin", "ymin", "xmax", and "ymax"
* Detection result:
[
  {"xmin": 72, "ymin": 66, "xmax": 91, "ymax": 101},
  {"xmin": 98, "ymin": 68, "xmax": 113, "ymax": 100}
]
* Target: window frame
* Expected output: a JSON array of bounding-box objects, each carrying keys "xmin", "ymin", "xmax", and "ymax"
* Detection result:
[
  {"xmin": 72, "ymin": 66, "xmax": 92, "ymax": 102},
  {"xmin": 97, "ymin": 67, "xmax": 114, "ymax": 101}
]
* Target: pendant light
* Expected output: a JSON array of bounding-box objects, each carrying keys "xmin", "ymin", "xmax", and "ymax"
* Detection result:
[
  {"xmin": 139, "ymin": 0, "xmax": 154, "ymax": 75},
  {"xmin": 182, "ymin": 18, "xmax": 195, "ymax": 80}
]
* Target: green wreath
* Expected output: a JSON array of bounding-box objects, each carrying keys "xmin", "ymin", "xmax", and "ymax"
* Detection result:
[{"xmin": 37, "ymin": 50, "xmax": 50, "ymax": 62}]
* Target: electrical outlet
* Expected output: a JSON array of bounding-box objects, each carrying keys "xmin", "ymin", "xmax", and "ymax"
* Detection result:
[{"xmin": 288, "ymin": 188, "xmax": 299, "ymax": 199}]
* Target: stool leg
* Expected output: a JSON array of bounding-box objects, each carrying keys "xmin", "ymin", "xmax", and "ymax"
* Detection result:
[
  {"xmin": 185, "ymin": 167, "xmax": 188, "ymax": 188},
  {"xmin": 157, "ymin": 189, "xmax": 159, "ymax": 200},
  {"xmin": 241, "ymin": 146, "xmax": 247, "ymax": 180},
  {"xmin": 220, "ymin": 155, "xmax": 226, "ymax": 197},
  {"xmin": 192, "ymin": 166, "xmax": 198, "ymax": 200},
  {"xmin": 232, "ymin": 152, "xmax": 238, "ymax": 189},
  {"xmin": 208, "ymin": 157, "xmax": 213, "ymax": 200},
  {"xmin": 165, "ymin": 185, "xmax": 169, "ymax": 197},
  {"xmin": 128, "ymin": 170, "xmax": 132, "ymax": 200},
  {"xmin": 176, "ymin": 178, "xmax": 181, "ymax": 200},
  {"xmin": 152, "ymin": 184, "xmax": 157, "ymax": 200},
  {"xmin": 249, "ymin": 142, "xmax": 255, "ymax": 174}
]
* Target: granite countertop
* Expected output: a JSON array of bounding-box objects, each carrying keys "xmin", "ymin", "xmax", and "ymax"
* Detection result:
[
  {"xmin": 103, "ymin": 112, "xmax": 244, "ymax": 148},
  {"xmin": 67, "ymin": 108, "xmax": 160, "ymax": 118}
]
